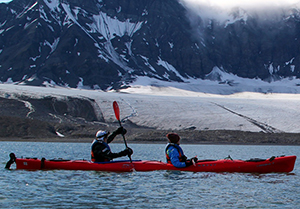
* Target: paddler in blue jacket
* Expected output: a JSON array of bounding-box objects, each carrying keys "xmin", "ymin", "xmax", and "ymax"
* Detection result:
[
  {"xmin": 165, "ymin": 133, "xmax": 198, "ymax": 168},
  {"xmin": 91, "ymin": 127, "xmax": 133, "ymax": 162}
]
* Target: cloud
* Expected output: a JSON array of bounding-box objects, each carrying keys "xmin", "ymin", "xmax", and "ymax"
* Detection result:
[
  {"xmin": 180, "ymin": 0, "xmax": 300, "ymax": 23},
  {"xmin": 181, "ymin": 0, "xmax": 300, "ymax": 9},
  {"xmin": 0, "ymin": 0, "xmax": 13, "ymax": 3}
]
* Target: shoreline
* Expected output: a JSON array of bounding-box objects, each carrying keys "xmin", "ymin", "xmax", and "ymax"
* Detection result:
[
  {"xmin": 1, "ymin": 87, "xmax": 300, "ymax": 146},
  {"xmin": 1, "ymin": 136, "xmax": 299, "ymax": 146}
]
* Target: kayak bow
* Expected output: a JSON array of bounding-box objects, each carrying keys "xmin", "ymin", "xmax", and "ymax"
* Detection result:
[{"xmin": 5, "ymin": 153, "xmax": 296, "ymax": 173}]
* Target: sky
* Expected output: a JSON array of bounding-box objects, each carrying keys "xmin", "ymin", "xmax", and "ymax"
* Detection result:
[
  {"xmin": 0, "ymin": 0, "xmax": 12, "ymax": 3},
  {"xmin": 182, "ymin": 0, "xmax": 300, "ymax": 8}
]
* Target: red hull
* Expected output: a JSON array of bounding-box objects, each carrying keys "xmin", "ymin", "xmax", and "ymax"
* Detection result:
[{"xmin": 10, "ymin": 154, "xmax": 296, "ymax": 173}]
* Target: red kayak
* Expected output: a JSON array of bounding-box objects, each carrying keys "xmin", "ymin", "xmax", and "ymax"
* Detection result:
[{"xmin": 5, "ymin": 153, "xmax": 296, "ymax": 173}]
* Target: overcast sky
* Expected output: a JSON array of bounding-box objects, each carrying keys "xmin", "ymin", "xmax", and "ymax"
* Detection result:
[
  {"xmin": 182, "ymin": 0, "xmax": 300, "ymax": 8},
  {"xmin": 0, "ymin": 0, "xmax": 12, "ymax": 3}
]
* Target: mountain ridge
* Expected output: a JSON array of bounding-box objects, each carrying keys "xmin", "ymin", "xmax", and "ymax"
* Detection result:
[{"xmin": 1, "ymin": 0, "xmax": 300, "ymax": 90}]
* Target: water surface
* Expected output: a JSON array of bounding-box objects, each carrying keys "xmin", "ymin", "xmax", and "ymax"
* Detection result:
[{"xmin": 1, "ymin": 142, "xmax": 299, "ymax": 208}]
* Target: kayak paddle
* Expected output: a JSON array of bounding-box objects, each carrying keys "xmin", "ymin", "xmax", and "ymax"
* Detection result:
[{"xmin": 113, "ymin": 101, "xmax": 132, "ymax": 163}]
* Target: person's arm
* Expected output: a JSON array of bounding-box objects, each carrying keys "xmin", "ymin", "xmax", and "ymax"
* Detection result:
[
  {"xmin": 94, "ymin": 143, "xmax": 133, "ymax": 161},
  {"xmin": 167, "ymin": 147, "xmax": 187, "ymax": 168},
  {"xmin": 111, "ymin": 148, "xmax": 133, "ymax": 159},
  {"xmin": 107, "ymin": 127, "xmax": 127, "ymax": 143}
]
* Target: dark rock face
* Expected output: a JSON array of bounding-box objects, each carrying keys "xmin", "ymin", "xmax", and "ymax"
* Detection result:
[
  {"xmin": 198, "ymin": 9, "xmax": 300, "ymax": 80},
  {"xmin": 0, "ymin": 95, "xmax": 103, "ymax": 138},
  {"xmin": 0, "ymin": 0, "xmax": 300, "ymax": 89}
]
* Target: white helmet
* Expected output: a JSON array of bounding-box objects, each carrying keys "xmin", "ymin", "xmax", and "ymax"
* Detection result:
[{"xmin": 96, "ymin": 130, "xmax": 109, "ymax": 139}]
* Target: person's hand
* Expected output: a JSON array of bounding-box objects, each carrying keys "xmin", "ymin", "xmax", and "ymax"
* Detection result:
[
  {"xmin": 191, "ymin": 157, "xmax": 198, "ymax": 163},
  {"xmin": 126, "ymin": 147, "xmax": 133, "ymax": 156},
  {"xmin": 122, "ymin": 147, "xmax": 133, "ymax": 157},
  {"xmin": 185, "ymin": 157, "xmax": 198, "ymax": 167},
  {"xmin": 115, "ymin": 127, "xmax": 127, "ymax": 135}
]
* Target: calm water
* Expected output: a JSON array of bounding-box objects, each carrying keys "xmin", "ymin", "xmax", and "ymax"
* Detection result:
[{"xmin": 1, "ymin": 142, "xmax": 299, "ymax": 208}]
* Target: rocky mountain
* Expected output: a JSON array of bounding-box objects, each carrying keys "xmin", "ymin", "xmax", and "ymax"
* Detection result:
[{"xmin": 1, "ymin": 0, "xmax": 300, "ymax": 90}]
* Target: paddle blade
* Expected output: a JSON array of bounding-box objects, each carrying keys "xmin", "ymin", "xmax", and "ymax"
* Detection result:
[{"xmin": 113, "ymin": 101, "xmax": 120, "ymax": 121}]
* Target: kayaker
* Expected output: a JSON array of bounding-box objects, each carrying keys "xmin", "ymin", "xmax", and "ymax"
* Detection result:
[
  {"xmin": 165, "ymin": 133, "xmax": 198, "ymax": 168},
  {"xmin": 91, "ymin": 127, "xmax": 133, "ymax": 162}
]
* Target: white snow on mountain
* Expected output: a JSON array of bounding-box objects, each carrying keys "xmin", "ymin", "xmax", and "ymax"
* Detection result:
[
  {"xmin": 87, "ymin": 12, "xmax": 143, "ymax": 41},
  {"xmin": 44, "ymin": 38, "xmax": 60, "ymax": 54},
  {"xmin": 43, "ymin": 0, "xmax": 61, "ymax": 12},
  {"xmin": 41, "ymin": 0, "xmax": 144, "ymax": 71},
  {"xmin": 124, "ymin": 68, "xmax": 300, "ymax": 95},
  {"xmin": 157, "ymin": 57, "xmax": 186, "ymax": 81},
  {"xmin": 0, "ymin": 0, "xmax": 12, "ymax": 3}
]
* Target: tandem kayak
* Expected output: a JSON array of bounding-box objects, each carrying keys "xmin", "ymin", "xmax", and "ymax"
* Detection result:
[{"xmin": 5, "ymin": 153, "xmax": 296, "ymax": 173}]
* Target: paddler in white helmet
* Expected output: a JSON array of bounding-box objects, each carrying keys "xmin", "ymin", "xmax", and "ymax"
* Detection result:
[{"xmin": 91, "ymin": 127, "xmax": 133, "ymax": 162}]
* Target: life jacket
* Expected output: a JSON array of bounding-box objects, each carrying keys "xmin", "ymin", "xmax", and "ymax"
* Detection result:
[
  {"xmin": 165, "ymin": 143, "xmax": 186, "ymax": 164},
  {"xmin": 91, "ymin": 139, "xmax": 111, "ymax": 162}
]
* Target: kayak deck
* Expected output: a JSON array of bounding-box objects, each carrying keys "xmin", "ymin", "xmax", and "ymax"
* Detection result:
[{"xmin": 5, "ymin": 153, "xmax": 296, "ymax": 173}]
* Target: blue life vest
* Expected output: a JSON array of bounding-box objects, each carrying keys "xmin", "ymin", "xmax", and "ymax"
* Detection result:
[{"xmin": 165, "ymin": 143, "xmax": 186, "ymax": 163}]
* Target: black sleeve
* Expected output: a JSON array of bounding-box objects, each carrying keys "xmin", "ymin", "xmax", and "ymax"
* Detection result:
[
  {"xmin": 93, "ymin": 142, "xmax": 126, "ymax": 161},
  {"xmin": 108, "ymin": 150, "xmax": 126, "ymax": 159},
  {"xmin": 107, "ymin": 131, "xmax": 118, "ymax": 144}
]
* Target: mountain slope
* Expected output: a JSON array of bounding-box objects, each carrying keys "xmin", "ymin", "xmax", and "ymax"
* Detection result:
[{"xmin": 0, "ymin": 0, "xmax": 300, "ymax": 90}]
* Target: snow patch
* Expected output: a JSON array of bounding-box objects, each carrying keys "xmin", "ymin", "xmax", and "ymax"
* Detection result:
[
  {"xmin": 140, "ymin": 55, "xmax": 157, "ymax": 73},
  {"xmin": 30, "ymin": 55, "xmax": 41, "ymax": 62},
  {"xmin": 24, "ymin": 18, "xmax": 38, "ymax": 29},
  {"xmin": 86, "ymin": 12, "xmax": 143, "ymax": 41},
  {"xmin": 290, "ymin": 65, "xmax": 295, "ymax": 72},
  {"xmin": 157, "ymin": 57, "xmax": 186, "ymax": 81},
  {"xmin": 17, "ymin": 1, "xmax": 38, "ymax": 19},
  {"xmin": 4, "ymin": 78, "xmax": 14, "ymax": 83},
  {"xmin": 77, "ymin": 77, "xmax": 84, "ymax": 89},
  {"xmin": 123, "ymin": 70, "xmax": 300, "ymax": 95},
  {"xmin": 43, "ymin": 0, "xmax": 61, "ymax": 12},
  {"xmin": 44, "ymin": 38, "xmax": 60, "ymax": 54},
  {"xmin": 286, "ymin": 57, "xmax": 295, "ymax": 65}
]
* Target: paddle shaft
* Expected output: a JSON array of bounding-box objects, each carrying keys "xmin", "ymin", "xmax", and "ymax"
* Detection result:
[
  {"xmin": 118, "ymin": 120, "xmax": 129, "ymax": 148},
  {"xmin": 113, "ymin": 101, "xmax": 132, "ymax": 162}
]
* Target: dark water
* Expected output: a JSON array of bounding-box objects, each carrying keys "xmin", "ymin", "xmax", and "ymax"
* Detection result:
[{"xmin": 1, "ymin": 142, "xmax": 299, "ymax": 208}]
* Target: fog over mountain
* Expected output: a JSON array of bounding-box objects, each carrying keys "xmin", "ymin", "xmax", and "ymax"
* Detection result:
[
  {"xmin": 182, "ymin": 0, "xmax": 299, "ymax": 9},
  {"xmin": 1, "ymin": 0, "xmax": 300, "ymax": 93}
]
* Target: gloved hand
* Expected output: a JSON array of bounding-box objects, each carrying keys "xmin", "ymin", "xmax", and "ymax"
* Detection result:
[
  {"xmin": 185, "ymin": 157, "xmax": 198, "ymax": 167},
  {"xmin": 120, "ymin": 147, "xmax": 133, "ymax": 157},
  {"xmin": 125, "ymin": 147, "xmax": 133, "ymax": 157},
  {"xmin": 190, "ymin": 157, "xmax": 198, "ymax": 163},
  {"xmin": 115, "ymin": 127, "xmax": 127, "ymax": 135}
]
